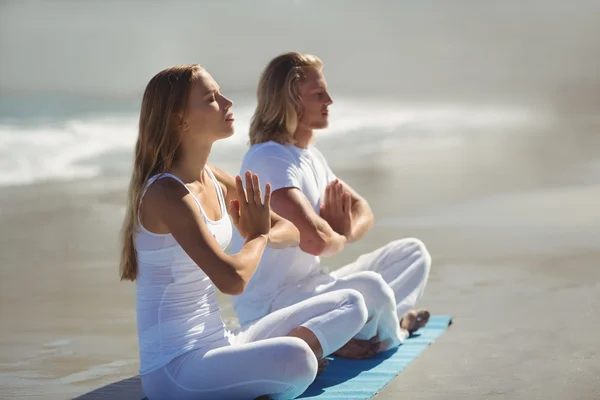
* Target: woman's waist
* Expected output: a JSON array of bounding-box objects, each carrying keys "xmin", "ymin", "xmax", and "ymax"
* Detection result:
[{"xmin": 137, "ymin": 309, "xmax": 227, "ymax": 348}]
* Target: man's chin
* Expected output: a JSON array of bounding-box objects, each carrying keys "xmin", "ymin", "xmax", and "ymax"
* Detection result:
[{"xmin": 312, "ymin": 120, "xmax": 329, "ymax": 130}]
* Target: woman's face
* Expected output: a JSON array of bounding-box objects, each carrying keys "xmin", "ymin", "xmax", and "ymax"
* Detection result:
[{"xmin": 181, "ymin": 69, "xmax": 235, "ymax": 142}]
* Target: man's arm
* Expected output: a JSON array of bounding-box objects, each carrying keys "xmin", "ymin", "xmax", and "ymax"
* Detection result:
[
  {"xmin": 266, "ymin": 209, "xmax": 301, "ymax": 249},
  {"xmin": 336, "ymin": 179, "xmax": 374, "ymax": 243},
  {"xmin": 210, "ymin": 164, "xmax": 300, "ymax": 249},
  {"xmin": 270, "ymin": 187, "xmax": 347, "ymax": 257}
]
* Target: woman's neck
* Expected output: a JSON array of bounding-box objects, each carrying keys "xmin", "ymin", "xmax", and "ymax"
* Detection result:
[{"xmin": 169, "ymin": 142, "xmax": 213, "ymax": 184}]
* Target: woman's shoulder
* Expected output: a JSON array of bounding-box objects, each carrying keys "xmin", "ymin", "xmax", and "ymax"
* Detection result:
[
  {"xmin": 206, "ymin": 163, "xmax": 234, "ymax": 197},
  {"xmin": 142, "ymin": 175, "xmax": 187, "ymax": 209}
]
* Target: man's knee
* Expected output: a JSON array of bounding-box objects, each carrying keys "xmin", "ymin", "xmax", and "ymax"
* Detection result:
[
  {"xmin": 388, "ymin": 238, "xmax": 432, "ymax": 272},
  {"xmin": 350, "ymin": 271, "xmax": 395, "ymax": 305}
]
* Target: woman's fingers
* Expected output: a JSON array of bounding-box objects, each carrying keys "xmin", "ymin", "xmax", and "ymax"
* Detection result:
[
  {"xmin": 244, "ymin": 170, "xmax": 254, "ymax": 205},
  {"xmin": 235, "ymin": 175, "xmax": 247, "ymax": 206},
  {"xmin": 263, "ymin": 182, "xmax": 272, "ymax": 209},
  {"xmin": 228, "ymin": 199, "xmax": 240, "ymax": 225},
  {"xmin": 251, "ymin": 173, "xmax": 262, "ymax": 205}
]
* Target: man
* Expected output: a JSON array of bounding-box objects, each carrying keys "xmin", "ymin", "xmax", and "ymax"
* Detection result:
[{"xmin": 231, "ymin": 52, "xmax": 431, "ymax": 358}]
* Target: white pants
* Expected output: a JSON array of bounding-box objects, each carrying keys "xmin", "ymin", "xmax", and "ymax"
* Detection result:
[
  {"xmin": 271, "ymin": 238, "xmax": 432, "ymax": 351},
  {"xmin": 141, "ymin": 289, "xmax": 368, "ymax": 400}
]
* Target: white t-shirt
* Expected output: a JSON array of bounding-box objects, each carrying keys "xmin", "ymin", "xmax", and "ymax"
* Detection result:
[{"xmin": 231, "ymin": 140, "xmax": 337, "ymax": 326}]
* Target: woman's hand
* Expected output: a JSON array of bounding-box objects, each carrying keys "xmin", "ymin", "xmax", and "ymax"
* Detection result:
[{"xmin": 228, "ymin": 171, "xmax": 272, "ymax": 241}]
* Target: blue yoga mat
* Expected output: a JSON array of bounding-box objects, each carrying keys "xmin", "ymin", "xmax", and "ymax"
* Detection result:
[
  {"xmin": 75, "ymin": 316, "xmax": 451, "ymax": 400},
  {"xmin": 298, "ymin": 315, "xmax": 453, "ymax": 400}
]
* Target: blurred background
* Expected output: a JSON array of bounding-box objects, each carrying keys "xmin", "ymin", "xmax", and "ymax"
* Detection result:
[{"xmin": 1, "ymin": 1, "xmax": 599, "ymax": 399}]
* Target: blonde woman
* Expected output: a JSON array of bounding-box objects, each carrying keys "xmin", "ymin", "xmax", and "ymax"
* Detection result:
[
  {"xmin": 120, "ymin": 64, "xmax": 369, "ymax": 400},
  {"xmin": 231, "ymin": 52, "xmax": 432, "ymax": 358}
]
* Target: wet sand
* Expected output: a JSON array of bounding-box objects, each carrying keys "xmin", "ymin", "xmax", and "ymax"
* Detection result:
[{"xmin": 1, "ymin": 116, "xmax": 599, "ymax": 399}]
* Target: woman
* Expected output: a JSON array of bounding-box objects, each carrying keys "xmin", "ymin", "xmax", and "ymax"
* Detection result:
[{"xmin": 119, "ymin": 64, "xmax": 369, "ymax": 400}]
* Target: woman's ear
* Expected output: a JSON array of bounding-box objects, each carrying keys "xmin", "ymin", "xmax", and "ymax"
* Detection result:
[{"xmin": 174, "ymin": 114, "xmax": 189, "ymax": 132}]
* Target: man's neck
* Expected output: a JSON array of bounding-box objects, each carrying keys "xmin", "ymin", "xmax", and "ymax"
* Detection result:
[{"xmin": 294, "ymin": 126, "xmax": 314, "ymax": 149}]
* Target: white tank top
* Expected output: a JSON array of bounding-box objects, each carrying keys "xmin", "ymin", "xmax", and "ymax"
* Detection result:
[{"xmin": 135, "ymin": 167, "xmax": 232, "ymax": 375}]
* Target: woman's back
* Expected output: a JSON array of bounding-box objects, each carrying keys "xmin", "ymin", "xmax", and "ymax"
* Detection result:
[{"xmin": 135, "ymin": 169, "xmax": 232, "ymax": 375}]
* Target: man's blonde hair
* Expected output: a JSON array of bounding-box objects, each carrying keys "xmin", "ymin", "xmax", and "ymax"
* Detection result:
[{"xmin": 249, "ymin": 52, "xmax": 323, "ymax": 145}]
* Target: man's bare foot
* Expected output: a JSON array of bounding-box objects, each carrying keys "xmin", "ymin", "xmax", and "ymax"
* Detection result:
[
  {"xmin": 317, "ymin": 357, "xmax": 329, "ymax": 375},
  {"xmin": 332, "ymin": 337, "xmax": 379, "ymax": 359},
  {"xmin": 400, "ymin": 309, "xmax": 430, "ymax": 335}
]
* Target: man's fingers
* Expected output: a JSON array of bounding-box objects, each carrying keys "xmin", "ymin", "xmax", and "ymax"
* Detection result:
[
  {"xmin": 334, "ymin": 181, "xmax": 343, "ymax": 210},
  {"xmin": 342, "ymin": 192, "xmax": 352, "ymax": 215},
  {"xmin": 327, "ymin": 182, "xmax": 336, "ymax": 209}
]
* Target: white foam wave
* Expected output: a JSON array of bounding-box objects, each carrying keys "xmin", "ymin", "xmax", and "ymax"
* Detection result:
[
  {"xmin": 0, "ymin": 116, "xmax": 138, "ymax": 186},
  {"xmin": 0, "ymin": 100, "xmax": 543, "ymax": 187}
]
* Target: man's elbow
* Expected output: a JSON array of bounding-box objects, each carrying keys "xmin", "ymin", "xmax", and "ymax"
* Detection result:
[{"xmin": 299, "ymin": 235, "xmax": 327, "ymax": 256}]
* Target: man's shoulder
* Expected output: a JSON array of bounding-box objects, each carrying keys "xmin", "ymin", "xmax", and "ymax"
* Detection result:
[
  {"xmin": 307, "ymin": 145, "xmax": 331, "ymax": 165},
  {"xmin": 246, "ymin": 141, "xmax": 297, "ymax": 162}
]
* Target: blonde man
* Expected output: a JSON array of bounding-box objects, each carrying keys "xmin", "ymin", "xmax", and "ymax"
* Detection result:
[{"xmin": 231, "ymin": 52, "xmax": 432, "ymax": 357}]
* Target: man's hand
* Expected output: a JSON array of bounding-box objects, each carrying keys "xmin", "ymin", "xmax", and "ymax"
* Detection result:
[{"xmin": 320, "ymin": 180, "xmax": 353, "ymax": 238}]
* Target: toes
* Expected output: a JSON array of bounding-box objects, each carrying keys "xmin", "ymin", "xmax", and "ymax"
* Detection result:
[
  {"xmin": 317, "ymin": 358, "xmax": 329, "ymax": 375},
  {"xmin": 333, "ymin": 339, "xmax": 378, "ymax": 359},
  {"xmin": 415, "ymin": 309, "xmax": 430, "ymax": 328},
  {"xmin": 401, "ymin": 309, "xmax": 431, "ymax": 334},
  {"xmin": 400, "ymin": 311, "xmax": 417, "ymax": 331},
  {"xmin": 416, "ymin": 309, "xmax": 430, "ymax": 322}
]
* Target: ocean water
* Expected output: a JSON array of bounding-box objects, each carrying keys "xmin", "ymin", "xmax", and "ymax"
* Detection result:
[
  {"xmin": 1, "ymin": 0, "xmax": 598, "ymax": 189},
  {"xmin": 0, "ymin": 97, "xmax": 544, "ymax": 187}
]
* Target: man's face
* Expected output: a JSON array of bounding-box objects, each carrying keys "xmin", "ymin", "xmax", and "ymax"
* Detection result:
[{"xmin": 297, "ymin": 67, "xmax": 333, "ymax": 130}]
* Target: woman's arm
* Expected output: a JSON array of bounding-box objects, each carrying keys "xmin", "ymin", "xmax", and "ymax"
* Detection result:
[
  {"xmin": 210, "ymin": 163, "xmax": 300, "ymax": 249},
  {"xmin": 141, "ymin": 176, "xmax": 268, "ymax": 296}
]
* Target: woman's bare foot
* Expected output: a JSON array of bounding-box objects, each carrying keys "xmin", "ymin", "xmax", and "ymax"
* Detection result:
[
  {"xmin": 400, "ymin": 309, "xmax": 430, "ymax": 335},
  {"xmin": 317, "ymin": 357, "xmax": 329, "ymax": 375},
  {"xmin": 332, "ymin": 337, "xmax": 379, "ymax": 359}
]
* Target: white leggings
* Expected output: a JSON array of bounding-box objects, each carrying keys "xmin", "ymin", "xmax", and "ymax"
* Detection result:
[
  {"xmin": 141, "ymin": 289, "xmax": 368, "ymax": 400},
  {"xmin": 271, "ymin": 238, "xmax": 432, "ymax": 351}
]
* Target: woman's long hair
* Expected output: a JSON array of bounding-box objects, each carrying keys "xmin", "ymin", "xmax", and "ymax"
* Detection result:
[{"xmin": 119, "ymin": 64, "xmax": 203, "ymax": 281}]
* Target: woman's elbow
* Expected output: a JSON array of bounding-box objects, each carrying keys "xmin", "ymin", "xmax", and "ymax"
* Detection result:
[
  {"xmin": 218, "ymin": 277, "xmax": 246, "ymax": 296},
  {"xmin": 212, "ymin": 266, "xmax": 247, "ymax": 296}
]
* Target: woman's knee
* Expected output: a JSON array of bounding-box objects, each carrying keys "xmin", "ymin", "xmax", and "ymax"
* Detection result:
[
  {"xmin": 334, "ymin": 288, "xmax": 369, "ymax": 326},
  {"xmin": 277, "ymin": 337, "xmax": 318, "ymax": 386}
]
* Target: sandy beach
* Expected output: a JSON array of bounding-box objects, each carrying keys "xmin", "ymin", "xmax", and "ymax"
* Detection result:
[{"xmin": 1, "ymin": 110, "xmax": 599, "ymax": 399}]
